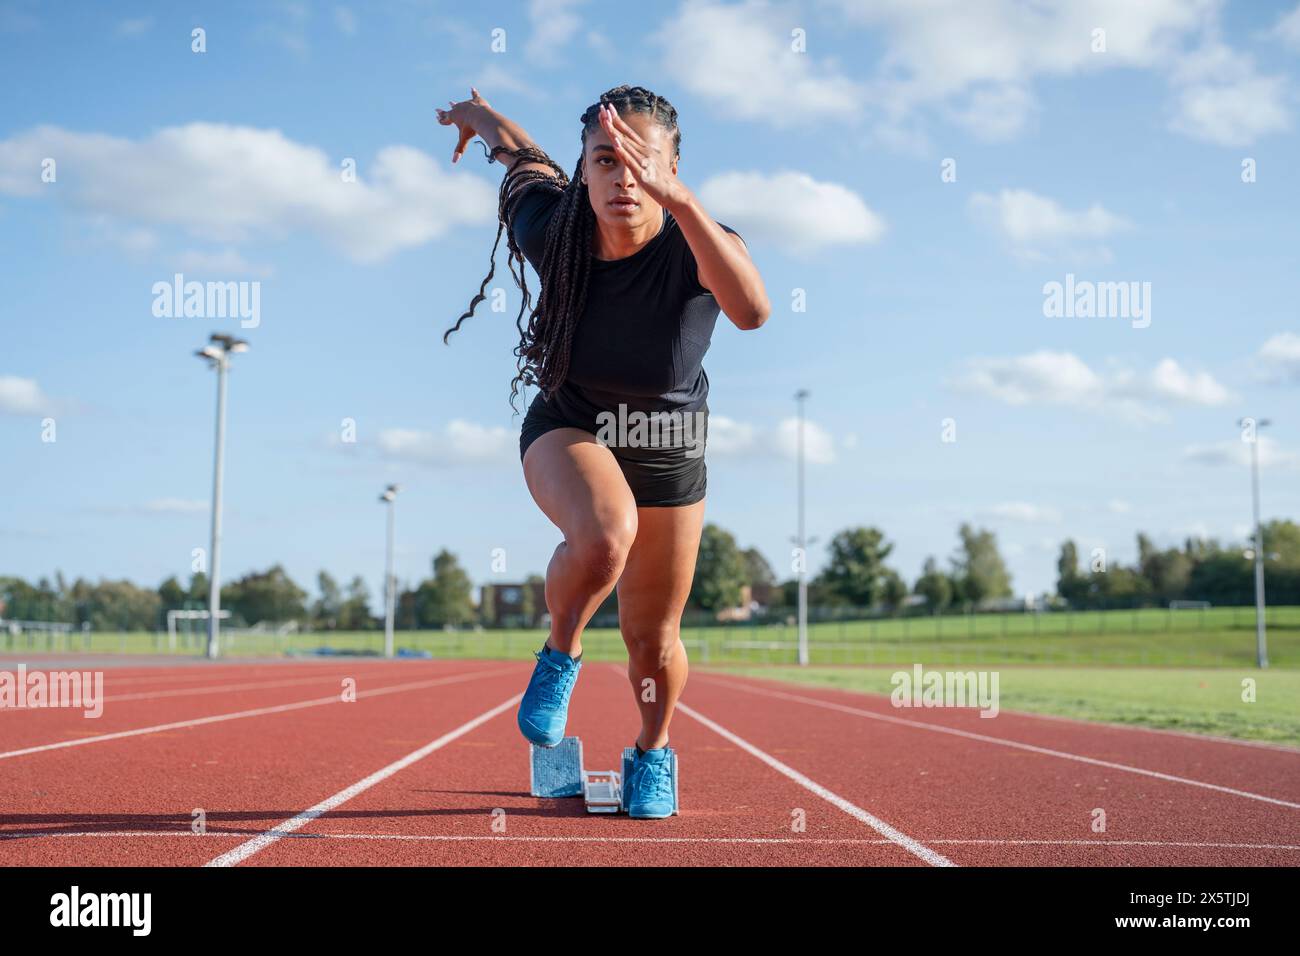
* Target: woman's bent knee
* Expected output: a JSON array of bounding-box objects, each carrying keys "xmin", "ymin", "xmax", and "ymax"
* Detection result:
[
  {"xmin": 569, "ymin": 516, "xmax": 637, "ymax": 584},
  {"xmin": 624, "ymin": 628, "xmax": 682, "ymax": 671}
]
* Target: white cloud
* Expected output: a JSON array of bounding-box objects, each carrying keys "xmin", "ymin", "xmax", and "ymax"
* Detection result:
[
  {"xmin": 457, "ymin": 61, "xmax": 540, "ymax": 100},
  {"xmin": 0, "ymin": 123, "xmax": 499, "ymax": 264},
  {"xmin": 829, "ymin": 0, "xmax": 1207, "ymax": 127},
  {"xmin": 983, "ymin": 502, "xmax": 1062, "ymax": 523},
  {"xmin": 704, "ymin": 414, "xmax": 837, "ymax": 464},
  {"xmin": 968, "ymin": 189, "xmax": 1130, "ymax": 259},
  {"xmin": 955, "ymin": 351, "xmax": 1105, "ymax": 406},
  {"xmin": 655, "ymin": 0, "xmax": 866, "ymax": 129},
  {"xmin": 1258, "ymin": 332, "xmax": 1300, "ymax": 383},
  {"xmin": 1107, "ymin": 499, "xmax": 1132, "ymax": 514},
  {"xmin": 1276, "ymin": 4, "xmax": 1300, "ymax": 51},
  {"xmin": 819, "ymin": 0, "xmax": 1288, "ymax": 146},
  {"xmin": 526, "ymin": 0, "xmax": 588, "ymax": 65},
  {"xmin": 1167, "ymin": 43, "xmax": 1291, "ymax": 146},
  {"xmin": 377, "ymin": 422, "xmax": 514, "ymax": 465},
  {"xmin": 0, "ymin": 376, "xmax": 52, "ymax": 415},
  {"xmin": 698, "ymin": 170, "xmax": 885, "ymax": 256},
  {"xmin": 80, "ymin": 217, "xmax": 159, "ymax": 258},
  {"xmin": 702, "ymin": 416, "xmax": 761, "ymax": 457},
  {"xmin": 774, "ymin": 416, "xmax": 837, "ymax": 464},
  {"xmin": 943, "ymin": 84, "xmax": 1039, "ymax": 141},
  {"xmin": 952, "ymin": 351, "xmax": 1234, "ymax": 422},
  {"xmin": 1147, "ymin": 357, "xmax": 1233, "ymax": 405}
]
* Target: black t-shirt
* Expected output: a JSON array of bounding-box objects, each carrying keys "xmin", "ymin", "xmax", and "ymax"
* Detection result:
[{"xmin": 509, "ymin": 183, "xmax": 742, "ymax": 424}]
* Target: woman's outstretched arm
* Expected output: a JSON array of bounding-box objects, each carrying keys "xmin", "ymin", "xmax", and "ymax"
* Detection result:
[{"xmin": 437, "ymin": 87, "xmax": 562, "ymax": 197}]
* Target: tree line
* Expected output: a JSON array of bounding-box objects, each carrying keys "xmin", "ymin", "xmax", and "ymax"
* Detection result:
[{"xmin": 3, "ymin": 519, "xmax": 1297, "ymax": 632}]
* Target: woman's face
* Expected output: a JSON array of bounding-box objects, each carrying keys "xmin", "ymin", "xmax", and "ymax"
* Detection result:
[{"xmin": 583, "ymin": 111, "xmax": 678, "ymax": 229}]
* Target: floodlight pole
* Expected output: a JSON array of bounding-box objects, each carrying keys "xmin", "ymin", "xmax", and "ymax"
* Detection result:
[
  {"xmin": 197, "ymin": 335, "xmax": 248, "ymax": 661},
  {"xmin": 1244, "ymin": 418, "xmax": 1270, "ymax": 669},
  {"xmin": 381, "ymin": 485, "xmax": 401, "ymax": 658},
  {"xmin": 795, "ymin": 389, "xmax": 809, "ymax": 666},
  {"xmin": 206, "ymin": 352, "xmax": 229, "ymax": 661}
]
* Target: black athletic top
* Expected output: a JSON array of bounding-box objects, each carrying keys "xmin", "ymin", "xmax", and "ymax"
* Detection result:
[{"xmin": 509, "ymin": 183, "xmax": 743, "ymax": 424}]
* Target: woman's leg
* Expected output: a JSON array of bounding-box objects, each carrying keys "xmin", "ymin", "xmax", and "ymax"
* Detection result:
[
  {"xmin": 522, "ymin": 427, "xmax": 639, "ymax": 657},
  {"xmin": 615, "ymin": 499, "xmax": 707, "ymax": 750}
]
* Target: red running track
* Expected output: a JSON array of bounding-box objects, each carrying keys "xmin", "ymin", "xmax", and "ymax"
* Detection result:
[{"xmin": 1, "ymin": 657, "xmax": 1297, "ymax": 867}]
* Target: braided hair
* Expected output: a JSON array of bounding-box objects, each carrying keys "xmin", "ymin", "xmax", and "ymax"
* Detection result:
[{"xmin": 442, "ymin": 85, "xmax": 681, "ymax": 415}]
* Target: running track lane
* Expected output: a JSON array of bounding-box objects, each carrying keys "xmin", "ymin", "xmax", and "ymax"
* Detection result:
[
  {"xmin": 0, "ymin": 661, "xmax": 468, "ymax": 750},
  {"xmin": 239, "ymin": 664, "xmax": 1297, "ymax": 867},
  {"xmin": 3, "ymin": 660, "xmax": 1297, "ymax": 866},
  {"xmin": 674, "ymin": 669, "xmax": 1300, "ymax": 865},
  {"xmin": 233, "ymin": 659, "xmax": 939, "ymax": 866},
  {"xmin": 0, "ymin": 662, "xmax": 524, "ymax": 865}
]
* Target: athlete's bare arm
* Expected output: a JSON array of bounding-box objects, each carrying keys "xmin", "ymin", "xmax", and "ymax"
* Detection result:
[{"xmin": 437, "ymin": 88, "xmax": 560, "ymax": 199}]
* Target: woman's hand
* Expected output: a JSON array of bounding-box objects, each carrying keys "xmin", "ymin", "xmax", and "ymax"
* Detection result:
[
  {"xmin": 598, "ymin": 103, "xmax": 691, "ymax": 212},
  {"xmin": 436, "ymin": 87, "xmax": 491, "ymax": 164}
]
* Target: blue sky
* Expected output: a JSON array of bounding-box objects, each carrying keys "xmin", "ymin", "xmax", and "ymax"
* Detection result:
[{"xmin": 2, "ymin": 0, "xmax": 1299, "ymax": 604}]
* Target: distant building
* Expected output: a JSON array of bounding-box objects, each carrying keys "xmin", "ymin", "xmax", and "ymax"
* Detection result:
[
  {"xmin": 491, "ymin": 581, "xmax": 547, "ymax": 628},
  {"xmin": 717, "ymin": 582, "xmax": 764, "ymax": 629}
]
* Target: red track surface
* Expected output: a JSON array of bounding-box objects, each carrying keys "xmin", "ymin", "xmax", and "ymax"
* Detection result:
[{"xmin": 1, "ymin": 656, "xmax": 1297, "ymax": 866}]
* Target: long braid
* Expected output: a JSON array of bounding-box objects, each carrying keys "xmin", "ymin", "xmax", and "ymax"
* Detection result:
[{"xmin": 443, "ymin": 85, "xmax": 681, "ymax": 416}]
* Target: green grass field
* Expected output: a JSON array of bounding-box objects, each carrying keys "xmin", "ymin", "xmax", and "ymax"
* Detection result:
[
  {"xmin": 7, "ymin": 606, "xmax": 1297, "ymax": 748},
  {"xmin": 14, "ymin": 604, "xmax": 1296, "ymax": 668},
  {"xmin": 700, "ymin": 664, "xmax": 1300, "ymax": 748}
]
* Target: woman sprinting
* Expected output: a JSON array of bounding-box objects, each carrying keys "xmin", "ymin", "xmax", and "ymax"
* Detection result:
[{"xmin": 437, "ymin": 84, "xmax": 769, "ymax": 818}]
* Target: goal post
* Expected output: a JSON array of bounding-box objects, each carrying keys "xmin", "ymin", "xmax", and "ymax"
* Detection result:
[{"xmin": 167, "ymin": 609, "xmax": 230, "ymax": 651}]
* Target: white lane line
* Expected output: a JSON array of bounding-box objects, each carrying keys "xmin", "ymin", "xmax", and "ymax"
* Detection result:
[
  {"xmin": 9, "ymin": 832, "xmax": 1297, "ymax": 851},
  {"xmin": 693, "ymin": 677, "xmax": 1300, "ymax": 810},
  {"xmin": 996, "ymin": 707, "xmax": 1300, "ymax": 754},
  {"xmin": 674, "ymin": 700, "xmax": 954, "ymax": 867},
  {"xmin": 0, "ymin": 660, "xmax": 461, "ymax": 690},
  {"xmin": 0, "ymin": 667, "xmax": 517, "ymax": 760},
  {"xmin": 0, "ymin": 669, "xmax": 424, "ymax": 711},
  {"xmin": 0, "ymin": 664, "xmax": 364, "ymax": 687},
  {"xmin": 204, "ymin": 693, "xmax": 521, "ymax": 867},
  {"xmin": 697, "ymin": 671, "xmax": 1300, "ymax": 754}
]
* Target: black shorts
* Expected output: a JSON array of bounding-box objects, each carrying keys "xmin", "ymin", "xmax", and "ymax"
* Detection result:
[{"xmin": 520, "ymin": 395, "xmax": 708, "ymax": 508}]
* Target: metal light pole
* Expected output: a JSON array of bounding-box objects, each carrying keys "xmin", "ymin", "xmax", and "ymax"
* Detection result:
[
  {"xmin": 380, "ymin": 484, "xmax": 401, "ymax": 658},
  {"xmin": 794, "ymin": 390, "xmax": 810, "ymax": 666},
  {"xmin": 1240, "ymin": 417, "xmax": 1271, "ymax": 669},
  {"xmin": 196, "ymin": 334, "xmax": 248, "ymax": 661}
]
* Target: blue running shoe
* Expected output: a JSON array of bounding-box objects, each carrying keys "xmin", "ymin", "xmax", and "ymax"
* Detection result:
[
  {"xmin": 624, "ymin": 744, "xmax": 676, "ymax": 819},
  {"xmin": 517, "ymin": 643, "xmax": 582, "ymax": 747}
]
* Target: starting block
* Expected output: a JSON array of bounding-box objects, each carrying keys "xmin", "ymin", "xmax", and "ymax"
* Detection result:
[
  {"xmin": 529, "ymin": 736, "xmax": 584, "ymax": 798},
  {"xmin": 581, "ymin": 769, "xmax": 623, "ymax": 813},
  {"xmin": 529, "ymin": 736, "xmax": 678, "ymax": 815}
]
